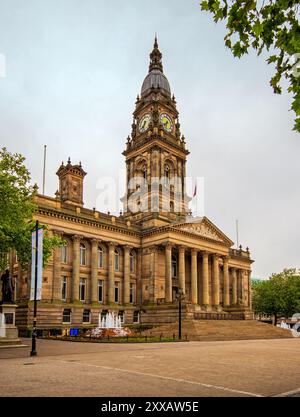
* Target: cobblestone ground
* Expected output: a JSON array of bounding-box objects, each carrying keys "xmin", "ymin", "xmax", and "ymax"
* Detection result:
[{"xmin": 0, "ymin": 338, "xmax": 299, "ymax": 397}]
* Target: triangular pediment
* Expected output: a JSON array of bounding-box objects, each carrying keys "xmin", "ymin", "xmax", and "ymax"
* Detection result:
[{"xmin": 171, "ymin": 217, "xmax": 233, "ymax": 246}]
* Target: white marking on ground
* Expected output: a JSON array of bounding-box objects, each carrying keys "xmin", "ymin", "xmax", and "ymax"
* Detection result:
[
  {"xmin": 273, "ymin": 387, "xmax": 300, "ymax": 397},
  {"xmin": 59, "ymin": 360, "xmax": 264, "ymax": 397}
]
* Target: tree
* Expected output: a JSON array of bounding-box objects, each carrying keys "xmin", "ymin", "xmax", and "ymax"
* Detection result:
[
  {"xmin": 252, "ymin": 268, "xmax": 300, "ymax": 325},
  {"xmin": 0, "ymin": 147, "xmax": 64, "ymax": 271},
  {"xmin": 200, "ymin": 0, "xmax": 300, "ymax": 132}
]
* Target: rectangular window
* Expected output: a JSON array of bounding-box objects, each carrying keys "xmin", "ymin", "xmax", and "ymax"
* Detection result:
[
  {"xmin": 83, "ymin": 309, "xmax": 91, "ymax": 323},
  {"xmin": 98, "ymin": 280, "xmax": 104, "ymax": 303},
  {"xmin": 61, "ymin": 277, "xmax": 67, "ymax": 301},
  {"xmin": 133, "ymin": 310, "xmax": 140, "ymax": 323},
  {"xmin": 62, "ymin": 308, "xmax": 71, "ymax": 323},
  {"xmin": 115, "ymin": 282, "xmax": 119, "ymax": 303},
  {"xmin": 130, "ymin": 283, "xmax": 135, "ymax": 304},
  {"xmin": 61, "ymin": 245, "xmax": 67, "ymax": 263},
  {"xmin": 79, "ymin": 278, "xmax": 86, "ymax": 302},
  {"xmin": 118, "ymin": 310, "xmax": 124, "ymax": 324},
  {"xmin": 130, "ymin": 255, "xmax": 134, "ymax": 273}
]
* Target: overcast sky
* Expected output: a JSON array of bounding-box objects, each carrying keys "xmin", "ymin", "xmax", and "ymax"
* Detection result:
[{"xmin": 0, "ymin": 0, "xmax": 299, "ymax": 279}]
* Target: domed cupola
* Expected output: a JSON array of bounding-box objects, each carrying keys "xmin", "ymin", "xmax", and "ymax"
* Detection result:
[{"xmin": 141, "ymin": 36, "xmax": 171, "ymax": 97}]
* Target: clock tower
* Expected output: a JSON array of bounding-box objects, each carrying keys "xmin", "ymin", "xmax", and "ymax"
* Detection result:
[{"xmin": 123, "ymin": 37, "xmax": 190, "ymax": 228}]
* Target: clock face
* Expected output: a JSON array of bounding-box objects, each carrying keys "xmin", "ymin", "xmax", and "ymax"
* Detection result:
[
  {"xmin": 139, "ymin": 114, "xmax": 151, "ymax": 133},
  {"xmin": 160, "ymin": 113, "xmax": 172, "ymax": 132}
]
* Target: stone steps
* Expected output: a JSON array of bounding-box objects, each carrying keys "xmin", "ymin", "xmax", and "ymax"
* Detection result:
[{"xmin": 142, "ymin": 320, "xmax": 293, "ymax": 341}]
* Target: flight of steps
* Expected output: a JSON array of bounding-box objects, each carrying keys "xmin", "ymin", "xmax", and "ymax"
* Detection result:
[{"xmin": 141, "ymin": 320, "xmax": 293, "ymax": 341}]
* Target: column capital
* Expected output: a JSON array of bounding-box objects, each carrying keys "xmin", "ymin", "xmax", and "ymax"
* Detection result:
[
  {"xmin": 163, "ymin": 241, "xmax": 173, "ymax": 250},
  {"xmin": 91, "ymin": 238, "xmax": 101, "ymax": 245},
  {"xmin": 222, "ymin": 255, "xmax": 229, "ymax": 261},
  {"xmin": 178, "ymin": 245, "xmax": 186, "ymax": 253},
  {"xmin": 52, "ymin": 229, "xmax": 63, "ymax": 237},
  {"xmin": 72, "ymin": 234, "xmax": 82, "ymax": 242},
  {"xmin": 201, "ymin": 250, "xmax": 209, "ymax": 257},
  {"xmin": 191, "ymin": 248, "xmax": 198, "ymax": 255},
  {"xmin": 108, "ymin": 241, "xmax": 117, "ymax": 247},
  {"xmin": 123, "ymin": 245, "xmax": 132, "ymax": 252}
]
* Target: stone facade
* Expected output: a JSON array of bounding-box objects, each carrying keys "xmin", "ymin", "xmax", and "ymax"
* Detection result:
[{"xmin": 11, "ymin": 38, "xmax": 253, "ymax": 331}]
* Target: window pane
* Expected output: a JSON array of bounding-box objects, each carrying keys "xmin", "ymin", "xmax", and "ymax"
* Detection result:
[
  {"xmin": 98, "ymin": 248, "xmax": 103, "ymax": 268},
  {"xmin": 83, "ymin": 309, "xmax": 90, "ymax": 323},
  {"xmin": 61, "ymin": 277, "xmax": 67, "ymax": 300},
  {"xmin": 61, "ymin": 246, "xmax": 67, "ymax": 263},
  {"xmin": 62, "ymin": 309, "xmax": 71, "ymax": 323},
  {"xmin": 114, "ymin": 251, "xmax": 119, "ymax": 271},
  {"xmin": 115, "ymin": 282, "xmax": 119, "ymax": 303},
  {"xmin": 98, "ymin": 280, "xmax": 103, "ymax": 302}
]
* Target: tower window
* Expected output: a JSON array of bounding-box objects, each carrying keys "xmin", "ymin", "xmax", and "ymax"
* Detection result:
[
  {"xmin": 142, "ymin": 165, "xmax": 147, "ymax": 180},
  {"xmin": 170, "ymin": 201, "xmax": 174, "ymax": 212},
  {"xmin": 80, "ymin": 243, "xmax": 86, "ymax": 266},
  {"xmin": 164, "ymin": 164, "xmax": 170, "ymax": 181}
]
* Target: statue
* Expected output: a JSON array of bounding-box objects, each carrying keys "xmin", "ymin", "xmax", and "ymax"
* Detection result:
[{"xmin": 1, "ymin": 270, "xmax": 14, "ymax": 304}]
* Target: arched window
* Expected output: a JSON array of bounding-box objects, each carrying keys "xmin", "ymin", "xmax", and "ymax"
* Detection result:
[
  {"xmin": 80, "ymin": 243, "xmax": 86, "ymax": 266},
  {"xmin": 114, "ymin": 249, "xmax": 119, "ymax": 271},
  {"xmin": 170, "ymin": 201, "xmax": 174, "ymax": 212},
  {"xmin": 172, "ymin": 254, "xmax": 177, "ymax": 278},
  {"xmin": 98, "ymin": 246, "xmax": 104, "ymax": 268},
  {"xmin": 164, "ymin": 164, "xmax": 170, "ymax": 180},
  {"xmin": 130, "ymin": 251, "xmax": 135, "ymax": 273},
  {"xmin": 142, "ymin": 165, "xmax": 147, "ymax": 180}
]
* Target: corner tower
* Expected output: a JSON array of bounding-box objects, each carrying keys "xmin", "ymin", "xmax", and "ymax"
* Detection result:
[{"xmin": 123, "ymin": 37, "xmax": 190, "ymax": 228}]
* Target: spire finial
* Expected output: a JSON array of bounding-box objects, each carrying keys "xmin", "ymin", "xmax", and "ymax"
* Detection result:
[{"xmin": 149, "ymin": 35, "xmax": 163, "ymax": 73}]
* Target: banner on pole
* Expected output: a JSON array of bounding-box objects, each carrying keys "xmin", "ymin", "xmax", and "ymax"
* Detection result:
[{"xmin": 30, "ymin": 228, "xmax": 43, "ymax": 301}]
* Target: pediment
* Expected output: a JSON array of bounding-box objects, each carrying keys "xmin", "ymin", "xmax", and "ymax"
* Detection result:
[{"xmin": 172, "ymin": 217, "xmax": 233, "ymax": 246}]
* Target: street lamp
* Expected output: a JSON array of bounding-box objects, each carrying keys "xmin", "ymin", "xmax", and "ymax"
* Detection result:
[{"xmin": 176, "ymin": 289, "xmax": 185, "ymax": 340}]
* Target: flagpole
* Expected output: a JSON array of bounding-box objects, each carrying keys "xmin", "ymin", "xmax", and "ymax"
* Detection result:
[
  {"xmin": 236, "ymin": 219, "xmax": 239, "ymax": 249},
  {"xmin": 42, "ymin": 145, "xmax": 47, "ymax": 195}
]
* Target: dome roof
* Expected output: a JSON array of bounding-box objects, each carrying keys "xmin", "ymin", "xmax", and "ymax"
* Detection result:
[{"xmin": 141, "ymin": 69, "xmax": 171, "ymax": 96}]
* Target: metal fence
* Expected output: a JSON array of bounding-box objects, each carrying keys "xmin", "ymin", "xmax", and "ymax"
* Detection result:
[{"xmin": 194, "ymin": 312, "xmax": 244, "ymax": 320}]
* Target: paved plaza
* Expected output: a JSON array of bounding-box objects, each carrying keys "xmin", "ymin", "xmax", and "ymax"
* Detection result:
[{"xmin": 0, "ymin": 338, "xmax": 299, "ymax": 397}]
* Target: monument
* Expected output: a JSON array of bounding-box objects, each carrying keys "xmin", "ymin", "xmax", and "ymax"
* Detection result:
[{"xmin": 0, "ymin": 269, "xmax": 22, "ymax": 346}]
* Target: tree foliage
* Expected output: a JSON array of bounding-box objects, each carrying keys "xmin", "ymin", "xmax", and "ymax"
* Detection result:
[
  {"xmin": 252, "ymin": 268, "xmax": 300, "ymax": 324},
  {"xmin": 0, "ymin": 147, "xmax": 64, "ymax": 271},
  {"xmin": 200, "ymin": 0, "xmax": 300, "ymax": 132}
]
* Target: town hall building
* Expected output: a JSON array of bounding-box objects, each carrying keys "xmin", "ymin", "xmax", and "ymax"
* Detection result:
[{"xmin": 13, "ymin": 38, "xmax": 253, "ymax": 332}]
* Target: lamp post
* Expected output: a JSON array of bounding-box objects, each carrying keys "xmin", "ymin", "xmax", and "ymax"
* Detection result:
[
  {"xmin": 176, "ymin": 289, "xmax": 184, "ymax": 340},
  {"xmin": 30, "ymin": 220, "xmax": 39, "ymax": 357}
]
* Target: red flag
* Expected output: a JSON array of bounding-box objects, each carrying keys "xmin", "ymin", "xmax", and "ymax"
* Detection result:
[{"xmin": 193, "ymin": 183, "xmax": 197, "ymax": 197}]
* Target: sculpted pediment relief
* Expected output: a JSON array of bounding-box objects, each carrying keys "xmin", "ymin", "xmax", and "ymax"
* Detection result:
[{"xmin": 172, "ymin": 217, "xmax": 233, "ymax": 245}]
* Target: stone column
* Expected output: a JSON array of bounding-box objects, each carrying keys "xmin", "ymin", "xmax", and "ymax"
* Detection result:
[
  {"xmin": 52, "ymin": 231, "xmax": 62, "ymax": 302},
  {"xmin": 91, "ymin": 239, "xmax": 99, "ymax": 303},
  {"xmin": 124, "ymin": 245, "xmax": 130, "ymax": 304},
  {"xmin": 212, "ymin": 254, "xmax": 220, "ymax": 306},
  {"xmin": 165, "ymin": 243, "xmax": 173, "ymax": 303},
  {"xmin": 108, "ymin": 242, "xmax": 115, "ymax": 304},
  {"xmin": 248, "ymin": 270, "xmax": 252, "ymax": 308},
  {"xmin": 223, "ymin": 256, "xmax": 230, "ymax": 307},
  {"xmin": 178, "ymin": 246, "xmax": 185, "ymax": 294},
  {"xmin": 191, "ymin": 249, "xmax": 198, "ymax": 304},
  {"xmin": 72, "ymin": 235, "xmax": 81, "ymax": 302},
  {"xmin": 242, "ymin": 270, "xmax": 249, "ymax": 306},
  {"xmin": 202, "ymin": 251, "xmax": 209, "ymax": 305},
  {"xmin": 232, "ymin": 268, "xmax": 237, "ymax": 305},
  {"xmin": 149, "ymin": 246, "xmax": 158, "ymax": 303}
]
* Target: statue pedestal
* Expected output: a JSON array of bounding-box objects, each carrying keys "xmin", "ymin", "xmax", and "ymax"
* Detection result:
[{"xmin": 0, "ymin": 303, "xmax": 22, "ymax": 346}]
